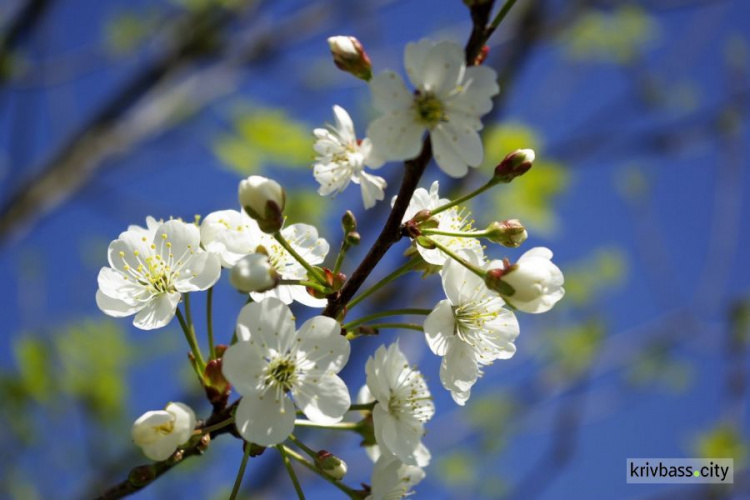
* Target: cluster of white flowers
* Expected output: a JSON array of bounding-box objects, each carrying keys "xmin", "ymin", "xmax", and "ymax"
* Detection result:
[{"xmin": 96, "ymin": 32, "xmax": 566, "ymax": 500}]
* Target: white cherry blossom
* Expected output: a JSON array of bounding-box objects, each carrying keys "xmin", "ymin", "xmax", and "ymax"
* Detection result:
[
  {"xmin": 131, "ymin": 402, "xmax": 195, "ymax": 461},
  {"xmin": 485, "ymin": 247, "xmax": 565, "ymax": 314},
  {"xmin": 222, "ymin": 298, "xmax": 351, "ymax": 446},
  {"xmin": 400, "ymin": 180, "xmax": 483, "ymax": 265},
  {"xmin": 96, "ymin": 219, "xmax": 221, "ymax": 330},
  {"xmin": 367, "ymin": 453, "xmax": 425, "ymax": 500},
  {"xmin": 364, "ymin": 343, "xmax": 434, "ymax": 467},
  {"xmin": 200, "ymin": 210, "xmax": 329, "ymax": 307},
  {"xmin": 424, "ymin": 252, "xmax": 519, "ymax": 405},
  {"xmin": 314, "ymin": 105, "xmax": 386, "ymax": 209},
  {"xmin": 367, "ymin": 39, "xmax": 499, "ymax": 177}
]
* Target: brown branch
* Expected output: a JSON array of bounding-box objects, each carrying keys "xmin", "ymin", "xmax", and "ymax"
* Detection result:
[{"xmin": 323, "ymin": 0, "xmax": 501, "ymax": 319}]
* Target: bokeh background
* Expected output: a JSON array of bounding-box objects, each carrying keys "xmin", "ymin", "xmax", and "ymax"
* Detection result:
[{"xmin": 0, "ymin": 0, "xmax": 749, "ymax": 498}]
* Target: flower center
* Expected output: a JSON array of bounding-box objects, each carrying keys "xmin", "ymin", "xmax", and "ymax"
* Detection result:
[
  {"xmin": 265, "ymin": 357, "xmax": 297, "ymax": 394},
  {"xmin": 153, "ymin": 420, "xmax": 175, "ymax": 436},
  {"xmin": 452, "ymin": 299, "xmax": 501, "ymax": 342},
  {"xmin": 414, "ymin": 91, "xmax": 446, "ymax": 127}
]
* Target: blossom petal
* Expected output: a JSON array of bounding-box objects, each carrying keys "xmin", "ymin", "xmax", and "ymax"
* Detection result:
[
  {"xmin": 448, "ymin": 65, "xmax": 499, "ymax": 117},
  {"xmin": 281, "ymin": 224, "xmax": 329, "ymax": 266},
  {"xmin": 200, "ymin": 210, "xmax": 259, "ymax": 267},
  {"xmin": 295, "ymin": 316, "xmax": 350, "ymax": 372},
  {"xmin": 295, "ymin": 373, "xmax": 350, "ymax": 424},
  {"xmin": 97, "ymin": 267, "xmax": 143, "ymax": 304},
  {"xmin": 431, "ymin": 122, "xmax": 483, "ymax": 177},
  {"xmin": 374, "ymin": 405, "xmax": 427, "ymax": 466},
  {"xmin": 440, "ymin": 342, "xmax": 480, "ymax": 406},
  {"xmin": 420, "ymin": 41, "xmax": 465, "ymax": 96},
  {"xmin": 236, "ymin": 298, "xmax": 296, "ymax": 353},
  {"xmin": 357, "ymin": 171, "xmax": 387, "ymax": 209},
  {"xmin": 370, "ymin": 70, "xmax": 413, "ymax": 113},
  {"xmin": 404, "ymin": 39, "xmax": 434, "ymax": 88},
  {"xmin": 234, "ymin": 394, "xmax": 296, "ymax": 446},
  {"xmin": 96, "ymin": 290, "xmax": 144, "ymax": 318},
  {"xmin": 133, "ymin": 292, "xmax": 181, "ymax": 330},
  {"xmin": 166, "ymin": 402, "xmax": 196, "ymax": 445},
  {"xmin": 289, "ymin": 285, "xmax": 329, "ymax": 308},
  {"xmin": 423, "ymin": 299, "xmax": 455, "ymax": 356},
  {"xmin": 155, "ymin": 220, "xmax": 201, "ymax": 263},
  {"xmin": 222, "ymin": 340, "xmax": 266, "ymax": 396},
  {"xmin": 367, "ymin": 112, "xmax": 424, "ymax": 162},
  {"xmin": 441, "ymin": 252, "xmax": 483, "ymax": 305},
  {"xmin": 332, "ymin": 105, "xmax": 356, "ymax": 143},
  {"xmin": 174, "ymin": 252, "xmax": 221, "ymax": 292}
]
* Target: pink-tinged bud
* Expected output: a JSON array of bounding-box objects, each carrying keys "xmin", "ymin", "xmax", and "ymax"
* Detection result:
[
  {"xmin": 475, "ymin": 45, "xmax": 490, "ymax": 65},
  {"xmin": 484, "ymin": 266, "xmax": 516, "ymax": 296},
  {"xmin": 238, "ymin": 176, "xmax": 285, "ymax": 233},
  {"xmin": 486, "ymin": 219, "xmax": 528, "ymax": 248},
  {"xmin": 328, "ymin": 36, "xmax": 372, "ymax": 81},
  {"xmin": 484, "ymin": 248, "xmax": 565, "ymax": 314},
  {"xmin": 315, "ymin": 450, "xmax": 348, "ymax": 480},
  {"xmin": 493, "ymin": 149, "xmax": 535, "ymax": 184},
  {"xmin": 203, "ymin": 358, "xmax": 231, "ymax": 406}
]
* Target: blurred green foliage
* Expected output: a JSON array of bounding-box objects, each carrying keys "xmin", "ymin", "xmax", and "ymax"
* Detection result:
[
  {"xmin": 693, "ymin": 423, "xmax": 748, "ymax": 469},
  {"xmin": 563, "ymin": 6, "xmax": 659, "ymax": 64},
  {"xmin": 481, "ymin": 122, "xmax": 570, "ymax": 235},
  {"xmin": 564, "ymin": 247, "xmax": 626, "ymax": 306},
  {"xmin": 3, "ymin": 320, "xmax": 132, "ymax": 436},
  {"xmin": 214, "ymin": 106, "xmax": 314, "ymax": 174},
  {"xmin": 105, "ymin": 10, "xmax": 161, "ymax": 55},
  {"xmin": 546, "ymin": 320, "xmax": 605, "ymax": 380},
  {"xmin": 626, "ymin": 342, "xmax": 692, "ymax": 393},
  {"xmin": 437, "ymin": 451, "xmax": 478, "ymax": 486}
]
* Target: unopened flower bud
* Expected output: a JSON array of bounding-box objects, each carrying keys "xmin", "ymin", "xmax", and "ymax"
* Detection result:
[
  {"xmin": 238, "ymin": 176, "xmax": 285, "ymax": 233},
  {"xmin": 411, "ymin": 209, "xmax": 432, "ymax": 224},
  {"xmin": 486, "ymin": 219, "xmax": 528, "ymax": 248},
  {"xmin": 341, "ymin": 210, "xmax": 357, "ymax": 233},
  {"xmin": 484, "ymin": 247, "xmax": 565, "ymax": 313},
  {"xmin": 203, "ymin": 358, "xmax": 231, "ymax": 406},
  {"xmin": 493, "ymin": 149, "xmax": 535, "ymax": 184},
  {"xmin": 229, "ymin": 253, "xmax": 279, "ymax": 293},
  {"xmin": 345, "ymin": 231, "xmax": 361, "ymax": 246},
  {"xmin": 328, "ymin": 36, "xmax": 372, "ymax": 81},
  {"xmin": 131, "ymin": 402, "xmax": 196, "ymax": 462},
  {"xmin": 315, "ymin": 450, "xmax": 348, "ymax": 480}
]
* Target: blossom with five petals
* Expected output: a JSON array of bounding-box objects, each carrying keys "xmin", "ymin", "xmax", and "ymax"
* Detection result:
[{"xmin": 222, "ymin": 298, "xmax": 351, "ymax": 446}]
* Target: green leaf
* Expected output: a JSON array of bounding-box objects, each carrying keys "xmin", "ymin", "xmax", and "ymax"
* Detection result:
[
  {"xmin": 693, "ymin": 423, "xmax": 748, "ymax": 469},
  {"xmin": 105, "ymin": 11, "xmax": 160, "ymax": 55},
  {"xmin": 284, "ymin": 190, "xmax": 328, "ymax": 226},
  {"xmin": 214, "ymin": 106, "xmax": 314, "ymax": 174},
  {"xmin": 13, "ymin": 337, "xmax": 53, "ymax": 404},
  {"xmin": 564, "ymin": 247, "xmax": 626, "ymax": 306},
  {"xmin": 563, "ymin": 6, "xmax": 659, "ymax": 64},
  {"xmin": 437, "ymin": 451, "xmax": 477, "ymax": 486},
  {"xmin": 54, "ymin": 320, "xmax": 132, "ymax": 422},
  {"xmin": 545, "ymin": 320, "xmax": 604, "ymax": 379}
]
